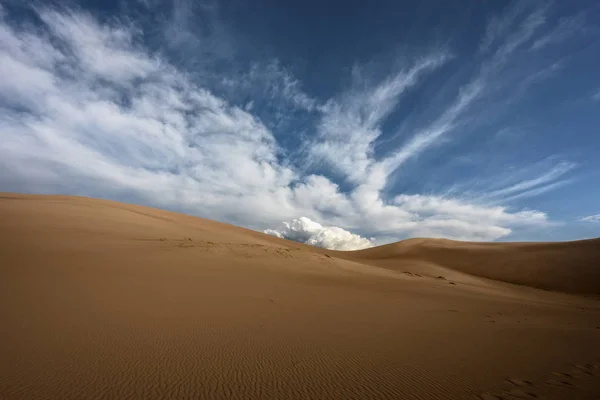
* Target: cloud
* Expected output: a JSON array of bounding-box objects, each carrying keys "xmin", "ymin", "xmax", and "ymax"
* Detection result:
[
  {"xmin": 479, "ymin": 0, "xmax": 533, "ymax": 53},
  {"xmin": 245, "ymin": 60, "xmax": 318, "ymax": 112},
  {"xmin": 383, "ymin": 2, "xmax": 547, "ymax": 176},
  {"xmin": 39, "ymin": 10, "xmax": 159, "ymax": 83},
  {"xmin": 265, "ymin": 217, "xmax": 373, "ymax": 251},
  {"xmin": 163, "ymin": 0, "xmax": 236, "ymax": 69},
  {"xmin": 531, "ymin": 12, "xmax": 590, "ymax": 51},
  {"xmin": 481, "ymin": 161, "xmax": 576, "ymax": 202},
  {"xmin": 385, "ymin": 194, "xmax": 546, "ymax": 241},
  {"xmin": 0, "ymin": 3, "xmax": 580, "ymax": 247},
  {"xmin": 310, "ymin": 53, "xmax": 450, "ymax": 184},
  {"xmin": 0, "ymin": 5, "xmax": 294, "ymax": 227},
  {"xmin": 579, "ymin": 215, "xmax": 600, "ymax": 223},
  {"xmin": 219, "ymin": 59, "xmax": 320, "ymax": 136},
  {"xmin": 381, "ymin": 78, "xmax": 483, "ymax": 174},
  {"xmin": 441, "ymin": 158, "xmax": 576, "ymax": 208},
  {"xmin": 393, "ymin": 194, "xmax": 546, "ymax": 224}
]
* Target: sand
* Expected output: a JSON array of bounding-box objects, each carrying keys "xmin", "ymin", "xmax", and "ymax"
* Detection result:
[{"xmin": 1, "ymin": 193, "xmax": 599, "ymax": 400}]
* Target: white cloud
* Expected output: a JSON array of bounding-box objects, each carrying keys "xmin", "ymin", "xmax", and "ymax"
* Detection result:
[
  {"xmin": 265, "ymin": 217, "xmax": 373, "ymax": 251},
  {"xmin": 219, "ymin": 59, "xmax": 319, "ymax": 132},
  {"xmin": 531, "ymin": 13, "xmax": 589, "ymax": 51},
  {"xmin": 479, "ymin": 0, "xmax": 539, "ymax": 53},
  {"xmin": 579, "ymin": 215, "xmax": 600, "ymax": 223},
  {"xmin": 247, "ymin": 60, "xmax": 318, "ymax": 112},
  {"xmin": 381, "ymin": 194, "xmax": 547, "ymax": 241},
  {"xmin": 39, "ymin": 10, "xmax": 159, "ymax": 83},
  {"xmin": 311, "ymin": 54, "xmax": 450, "ymax": 184},
  {"xmin": 163, "ymin": 0, "xmax": 235, "ymax": 68},
  {"xmin": 481, "ymin": 161, "xmax": 575, "ymax": 202},
  {"xmin": 381, "ymin": 78, "xmax": 483, "ymax": 174},
  {"xmin": 393, "ymin": 194, "xmax": 546, "ymax": 224},
  {"xmin": 0, "ymin": 6, "xmax": 294, "ymax": 228},
  {"xmin": 441, "ymin": 158, "xmax": 576, "ymax": 207}
]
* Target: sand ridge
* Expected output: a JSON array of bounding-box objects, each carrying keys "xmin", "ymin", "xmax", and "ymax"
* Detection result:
[{"xmin": 1, "ymin": 193, "xmax": 600, "ymax": 399}]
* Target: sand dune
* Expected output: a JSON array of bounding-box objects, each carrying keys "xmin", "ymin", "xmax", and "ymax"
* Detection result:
[
  {"xmin": 342, "ymin": 237, "xmax": 600, "ymax": 295},
  {"xmin": 1, "ymin": 193, "xmax": 600, "ymax": 400}
]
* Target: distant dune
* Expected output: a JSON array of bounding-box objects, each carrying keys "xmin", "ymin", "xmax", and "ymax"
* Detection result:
[
  {"xmin": 342, "ymin": 237, "xmax": 600, "ymax": 295},
  {"xmin": 2, "ymin": 193, "xmax": 600, "ymax": 400}
]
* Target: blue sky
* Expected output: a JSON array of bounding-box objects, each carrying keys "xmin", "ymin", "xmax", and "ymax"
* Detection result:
[{"xmin": 1, "ymin": 0, "xmax": 599, "ymax": 249}]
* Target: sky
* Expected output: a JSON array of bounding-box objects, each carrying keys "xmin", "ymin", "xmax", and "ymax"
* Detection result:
[{"xmin": 1, "ymin": 0, "xmax": 599, "ymax": 250}]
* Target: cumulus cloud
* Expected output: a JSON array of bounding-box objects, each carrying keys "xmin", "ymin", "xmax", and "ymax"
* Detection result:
[
  {"xmin": 265, "ymin": 217, "xmax": 374, "ymax": 251},
  {"xmin": 0, "ymin": 2, "xmax": 581, "ymax": 247}
]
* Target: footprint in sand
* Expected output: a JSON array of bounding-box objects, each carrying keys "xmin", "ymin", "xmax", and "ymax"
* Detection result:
[
  {"xmin": 477, "ymin": 362, "xmax": 600, "ymax": 399},
  {"xmin": 571, "ymin": 364, "xmax": 598, "ymax": 377},
  {"xmin": 544, "ymin": 378, "xmax": 575, "ymax": 388},
  {"xmin": 550, "ymin": 372, "xmax": 574, "ymax": 379},
  {"xmin": 508, "ymin": 378, "xmax": 533, "ymax": 387},
  {"xmin": 401, "ymin": 271, "xmax": 424, "ymax": 278},
  {"xmin": 477, "ymin": 378, "xmax": 538, "ymax": 399},
  {"xmin": 478, "ymin": 391, "xmax": 537, "ymax": 399},
  {"xmin": 504, "ymin": 379, "xmax": 538, "ymax": 399},
  {"xmin": 543, "ymin": 364, "xmax": 599, "ymax": 388},
  {"xmin": 478, "ymin": 393, "xmax": 504, "ymax": 400},
  {"xmin": 484, "ymin": 314, "xmax": 497, "ymax": 323}
]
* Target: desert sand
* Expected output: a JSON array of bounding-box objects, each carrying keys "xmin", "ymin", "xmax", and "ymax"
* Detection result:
[{"xmin": 1, "ymin": 193, "xmax": 599, "ymax": 400}]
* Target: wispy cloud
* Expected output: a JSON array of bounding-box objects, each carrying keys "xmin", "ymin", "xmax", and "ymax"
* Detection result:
[
  {"xmin": 479, "ymin": 0, "xmax": 530, "ymax": 53},
  {"xmin": 381, "ymin": 78, "xmax": 482, "ymax": 175},
  {"xmin": 441, "ymin": 158, "xmax": 576, "ymax": 207},
  {"xmin": 220, "ymin": 59, "xmax": 319, "ymax": 130},
  {"xmin": 163, "ymin": 0, "xmax": 236, "ymax": 69},
  {"xmin": 531, "ymin": 12, "xmax": 590, "ymax": 51},
  {"xmin": 482, "ymin": 161, "xmax": 576, "ymax": 202},
  {"xmin": 310, "ymin": 53, "xmax": 450, "ymax": 184},
  {"xmin": 498, "ymin": 180, "xmax": 571, "ymax": 203},
  {"xmin": 579, "ymin": 214, "xmax": 600, "ymax": 223},
  {"xmin": 40, "ymin": 10, "xmax": 159, "ymax": 83},
  {"xmin": 382, "ymin": 2, "xmax": 548, "ymax": 177}
]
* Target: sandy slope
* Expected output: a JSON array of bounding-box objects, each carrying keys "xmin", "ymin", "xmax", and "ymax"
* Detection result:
[
  {"xmin": 1, "ymin": 194, "xmax": 600, "ymax": 400},
  {"xmin": 341, "ymin": 237, "xmax": 600, "ymax": 295}
]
